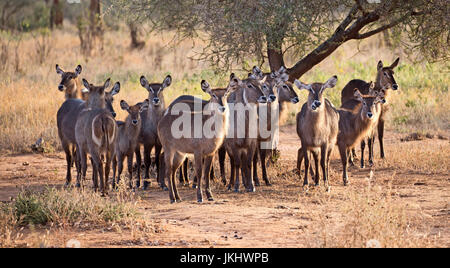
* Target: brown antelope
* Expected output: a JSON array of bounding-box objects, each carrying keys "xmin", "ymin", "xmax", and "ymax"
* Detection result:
[
  {"xmin": 340, "ymin": 58, "xmax": 399, "ymax": 167},
  {"xmin": 158, "ymin": 75, "xmax": 241, "ymax": 203},
  {"xmin": 75, "ymin": 78, "xmax": 120, "ymax": 195},
  {"xmin": 294, "ymin": 76, "xmax": 339, "ymax": 189},
  {"xmin": 167, "ymin": 87, "xmax": 229, "ymax": 187},
  {"xmin": 56, "ymin": 64, "xmax": 86, "ymax": 100},
  {"xmin": 135, "ymin": 74, "xmax": 172, "ymax": 190},
  {"xmin": 112, "ymin": 100, "xmax": 149, "ymax": 189},
  {"xmin": 56, "ymin": 65, "xmax": 119, "ymax": 187},
  {"xmin": 252, "ymin": 66, "xmax": 297, "ymax": 186},
  {"xmin": 337, "ymin": 89, "xmax": 384, "ymax": 185},
  {"xmin": 224, "ymin": 75, "xmax": 268, "ymax": 192}
]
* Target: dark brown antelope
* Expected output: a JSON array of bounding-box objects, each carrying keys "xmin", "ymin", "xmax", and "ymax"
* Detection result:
[
  {"xmin": 112, "ymin": 100, "xmax": 149, "ymax": 189},
  {"xmin": 74, "ymin": 78, "xmax": 120, "ymax": 195},
  {"xmin": 341, "ymin": 58, "xmax": 399, "ymax": 167},
  {"xmin": 56, "ymin": 65, "xmax": 119, "ymax": 187},
  {"xmin": 294, "ymin": 76, "xmax": 339, "ymax": 189},
  {"xmin": 337, "ymin": 89, "xmax": 384, "ymax": 185},
  {"xmin": 158, "ymin": 75, "xmax": 240, "ymax": 203},
  {"xmin": 56, "ymin": 64, "xmax": 87, "ymax": 100},
  {"xmin": 135, "ymin": 74, "xmax": 172, "ymax": 190},
  {"xmin": 224, "ymin": 75, "xmax": 268, "ymax": 192}
]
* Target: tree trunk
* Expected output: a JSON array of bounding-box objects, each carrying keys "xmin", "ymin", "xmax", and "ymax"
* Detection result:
[
  {"xmin": 89, "ymin": 0, "xmax": 103, "ymax": 52},
  {"xmin": 267, "ymin": 41, "xmax": 285, "ymax": 72},
  {"xmin": 128, "ymin": 22, "xmax": 145, "ymax": 49}
]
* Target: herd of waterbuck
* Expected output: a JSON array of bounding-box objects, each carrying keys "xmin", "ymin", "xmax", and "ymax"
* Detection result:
[{"xmin": 55, "ymin": 57, "xmax": 399, "ymax": 203}]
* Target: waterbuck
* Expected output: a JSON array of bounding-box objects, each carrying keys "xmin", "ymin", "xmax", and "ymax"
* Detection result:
[
  {"xmin": 224, "ymin": 76, "xmax": 268, "ymax": 192},
  {"xmin": 294, "ymin": 76, "xmax": 339, "ymax": 189},
  {"xmin": 337, "ymin": 89, "xmax": 384, "ymax": 185},
  {"xmin": 56, "ymin": 64, "xmax": 86, "ymax": 100},
  {"xmin": 135, "ymin": 74, "xmax": 172, "ymax": 190},
  {"xmin": 340, "ymin": 58, "xmax": 399, "ymax": 167},
  {"xmin": 56, "ymin": 65, "xmax": 119, "ymax": 187},
  {"xmin": 158, "ymin": 75, "xmax": 240, "ymax": 203},
  {"xmin": 112, "ymin": 100, "xmax": 149, "ymax": 189},
  {"xmin": 75, "ymin": 78, "xmax": 120, "ymax": 195}
]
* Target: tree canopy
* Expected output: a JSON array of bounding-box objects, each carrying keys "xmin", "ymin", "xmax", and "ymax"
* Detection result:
[{"xmin": 110, "ymin": 0, "xmax": 448, "ymax": 79}]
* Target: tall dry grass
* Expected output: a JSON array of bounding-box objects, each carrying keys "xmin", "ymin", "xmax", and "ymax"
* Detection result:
[{"xmin": 0, "ymin": 24, "xmax": 448, "ymax": 153}]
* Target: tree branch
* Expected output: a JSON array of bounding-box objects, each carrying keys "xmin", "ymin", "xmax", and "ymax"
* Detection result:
[{"xmin": 352, "ymin": 10, "xmax": 425, "ymax": 40}]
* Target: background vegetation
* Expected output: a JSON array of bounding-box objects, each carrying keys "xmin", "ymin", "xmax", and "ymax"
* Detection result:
[{"xmin": 0, "ymin": 23, "xmax": 448, "ymax": 153}]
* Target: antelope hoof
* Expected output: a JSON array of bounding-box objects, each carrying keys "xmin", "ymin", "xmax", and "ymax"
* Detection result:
[
  {"xmin": 369, "ymin": 160, "xmax": 374, "ymax": 167},
  {"xmin": 143, "ymin": 181, "xmax": 151, "ymax": 190},
  {"xmin": 246, "ymin": 187, "xmax": 255, "ymax": 193},
  {"xmin": 361, "ymin": 163, "xmax": 365, "ymax": 169},
  {"xmin": 75, "ymin": 182, "xmax": 81, "ymax": 188},
  {"xmin": 192, "ymin": 184, "xmax": 197, "ymax": 189},
  {"xmin": 233, "ymin": 188, "xmax": 239, "ymax": 193},
  {"xmin": 343, "ymin": 179, "xmax": 349, "ymax": 186},
  {"xmin": 170, "ymin": 199, "xmax": 176, "ymax": 204},
  {"xmin": 265, "ymin": 181, "xmax": 272, "ymax": 186},
  {"xmin": 64, "ymin": 182, "xmax": 71, "ymax": 188},
  {"xmin": 197, "ymin": 198, "xmax": 203, "ymax": 203},
  {"xmin": 176, "ymin": 198, "xmax": 182, "ymax": 203}
]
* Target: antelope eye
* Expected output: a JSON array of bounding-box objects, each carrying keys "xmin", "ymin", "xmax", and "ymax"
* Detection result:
[
  {"xmin": 248, "ymin": 84, "xmax": 253, "ymax": 89},
  {"xmin": 384, "ymin": 72, "xmax": 388, "ymax": 76}
]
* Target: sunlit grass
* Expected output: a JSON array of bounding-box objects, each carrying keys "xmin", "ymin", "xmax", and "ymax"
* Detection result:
[{"xmin": 0, "ymin": 25, "xmax": 448, "ymax": 153}]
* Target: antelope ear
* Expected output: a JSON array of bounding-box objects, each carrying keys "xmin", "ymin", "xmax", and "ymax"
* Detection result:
[
  {"xmin": 390, "ymin": 57, "xmax": 400, "ymax": 69},
  {"xmin": 201, "ymin": 80, "xmax": 212, "ymax": 94},
  {"xmin": 139, "ymin": 99, "xmax": 149, "ymax": 112},
  {"xmin": 323, "ymin": 75, "xmax": 338, "ymax": 89},
  {"xmin": 259, "ymin": 75, "xmax": 267, "ymax": 84},
  {"xmin": 279, "ymin": 73, "xmax": 289, "ymax": 83},
  {"xmin": 377, "ymin": 60, "xmax": 383, "ymax": 71},
  {"xmin": 226, "ymin": 73, "xmax": 240, "ymax": 96},
  {"xmin": 103, "ymin": 78, "xmax": 111, "ymax": 89},
  {"xmin": 120, "ymin": 100, "xmax": 130, "ymax": 110},
  {"xmin": 110, "ymin": 82, "xmax": 120, "ymax": 96},
  {"xmin": 294, "ymin": 79, "xmax": 311, "ymax": 91},
  {"xmin": 353, "ymin": 89, "xmax": 364, "ymax": 101},
  {"xmin": 140, "ymin": 75, "xmax": 149, "ymax": 88},
  {"xmin": 56, "ymin": 64, "xmax": 64, "ymax": 75},
  {"xmin": 82, "ymin": 78, "xmax": 90, "ymax": 91},
  {"xmin": 252, "ymin": 66, "xmax": 263, "ymax": 79},
  {"xmin": 278, "ymin": 66, "xmax": 287, "ymax": 74},
  {"xmin": 162, "ymin": 75, "xmax": 172, "ymax": 88},
  {"xmin": 74, "ymin": 65, "xmax": 82, "ymax": 77}
]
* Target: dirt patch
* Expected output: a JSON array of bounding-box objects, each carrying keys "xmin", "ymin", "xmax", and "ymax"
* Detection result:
[{"xmin": 0, "ymin": 125, "xmax": 449, "ymax": 248}]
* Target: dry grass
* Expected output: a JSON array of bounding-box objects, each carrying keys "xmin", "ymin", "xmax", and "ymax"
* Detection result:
[
  {"xmin": 0, "ymin": 24, "xmax": 448, "ymax": 153},
  {"xmin": 0, "ymin": 178, "xmax": 161, "ymax": 248},
  {"xmin": 0, "ymin": 24, "xmax": 448, "ymax": 248}
]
